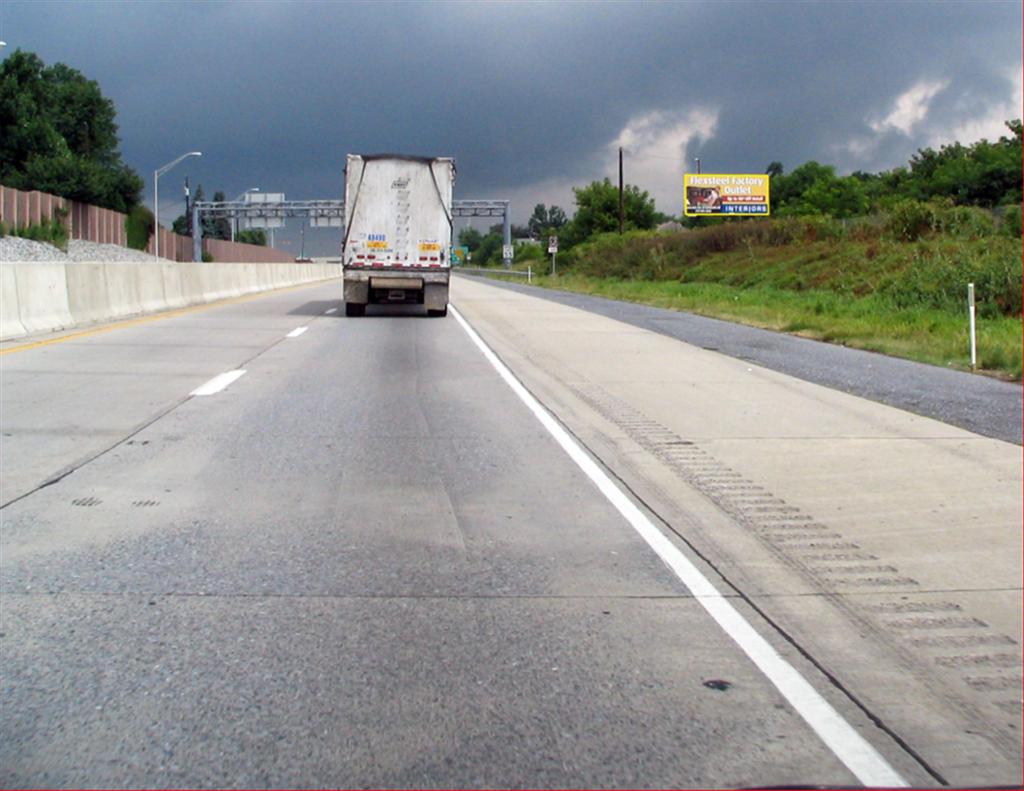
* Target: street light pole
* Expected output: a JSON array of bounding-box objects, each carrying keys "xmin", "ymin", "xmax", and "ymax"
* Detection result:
[
  {"xmin": 154, "ymin": 151, "xmax": 201, "ymax": 258},
  {"xmin": 231, "ymin": 187, "xmax": 259, "ymax": 242}
]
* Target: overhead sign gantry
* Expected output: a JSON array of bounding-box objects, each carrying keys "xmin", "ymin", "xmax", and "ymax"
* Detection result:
[
  {"xmin": 191, "ymin": 198, "xmax": 512, "ymax": 263},
  {"xmin": 190, "ymin": 199, "xmax": 344, "ymax": 262}
]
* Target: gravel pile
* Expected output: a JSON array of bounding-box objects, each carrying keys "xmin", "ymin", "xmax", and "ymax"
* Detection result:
[
  {"xmin": 67, "ymin": 240, "xmax": 163, "ymax": 263},
  {"xmin": 0, "ymin": 237, "xmax": 167, "ymax": 264},
  {"xmin": 0, "ymin": 236, "xmax": 69, "ymax": 262}
]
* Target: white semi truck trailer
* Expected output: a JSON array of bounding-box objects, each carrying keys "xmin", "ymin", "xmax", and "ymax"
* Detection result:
[{"xmin": 342, "ymin": 154, "xmax": 455, "ymax": 317}]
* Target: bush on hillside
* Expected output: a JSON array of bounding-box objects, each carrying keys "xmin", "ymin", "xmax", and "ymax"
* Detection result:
[
  {"xmin": 885, "ymin": 200, "xmax": 937, "ymax": 241},
  {"xmin": 998, "ymin": 205, "xmax": 1022, "ymax": 238},
  {"xmin": 932, "ymin": 205, "xmax": 995, "ymax": 239},
  {"xmin": 882, "ymin": 241, "xmax": 1021, "ymax": 318}
]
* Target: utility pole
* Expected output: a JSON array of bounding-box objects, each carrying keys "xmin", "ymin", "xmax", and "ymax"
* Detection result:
[
  {"xmin": 184, "ymin": 177, "xmax": 191, "ymax": 235},
  {"xmin": 695, "ymin": 157, "xmax": 701, "ymax": 174},
  {"xmin": 618, "ymin": 146, "xmax": 625, "ymax": 235},
  {"xmin": 154, "ymin": 151, "xmax": 201, "ymax": 258}
]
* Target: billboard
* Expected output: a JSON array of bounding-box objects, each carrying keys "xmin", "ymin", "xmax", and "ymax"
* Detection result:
[{"xmin": 684, "ymin": 174, "xmax": 770, "ymax": 217}]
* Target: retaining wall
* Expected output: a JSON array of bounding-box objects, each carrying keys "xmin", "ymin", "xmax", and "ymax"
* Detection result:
[{"xmin": 1, "ymin": 261, "xmax": 343, "ymax": 342}]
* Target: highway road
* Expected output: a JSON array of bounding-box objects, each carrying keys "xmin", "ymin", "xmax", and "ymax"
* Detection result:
[{"xmin": 1, "ymin": 277, "xmax": 1020, "ymax": 788}]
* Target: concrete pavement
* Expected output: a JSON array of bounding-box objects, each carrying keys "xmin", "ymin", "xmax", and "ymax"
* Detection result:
[
  {"xmin": 451, "ymin": 275, "xmax": 1022, "ymax": 787},
  {"xmin": 1, "ymin": 276, "xmax": 1019, "ymax": 787},
  {"xmin": 1, "ymin": 280, "xmax": 893, "ymax": 788},
  {"xmin": 460, "ymin": 274, "xmax": 1023, "ymax": 445}
]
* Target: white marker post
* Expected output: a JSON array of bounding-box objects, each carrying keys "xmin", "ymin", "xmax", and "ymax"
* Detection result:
[
  {"xmin": 968, "ymin": 282, "xmax": 977, "ymax": 370},
  {"xmin": 548, "ymin": 235, "xmax": 558, "ymax": 277}
]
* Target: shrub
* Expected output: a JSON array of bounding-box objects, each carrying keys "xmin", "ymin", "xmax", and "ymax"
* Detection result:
[
  {"xmin": 8, "ymin": 212, "xmax": 68, "ymax": 251},
  {"xmin": 885, "ymin": 200, "xmax": 936, "ymax": 241},
  {"xmin": 998, "ymin": 204, "xmax": 1022, "ymax": 238},
  {"xmin": 933, "ymin": 206, "xmax": 995, "ymax": 238},
  {"xmin": 201, "ymin": 250, "xmax": 214, "ymax": 263},
  {"xmin": 126, "ymin": 205, "xmax": 155, "ymax": 250},
  {"xmin": 515, "ymin": 241, "xmax": 545, "ymax": 260},
  {"xmin": 881, "ymin": 240, "xmax": 1021, "ymax": 317}
]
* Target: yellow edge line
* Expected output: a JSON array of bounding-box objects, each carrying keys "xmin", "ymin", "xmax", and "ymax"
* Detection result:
[{"xmin": 0, "ymin": 279, "xmax": 335, "ymax": 356}]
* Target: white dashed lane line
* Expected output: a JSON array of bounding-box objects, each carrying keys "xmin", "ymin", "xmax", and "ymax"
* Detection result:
[
  {"xmin": 325, "ymin": 307, "xmax": 338, "ymax": 314},
  {"xmin": 286, "ymin": 326, "xmax": 309, "ymax": 338},
  {"xmin": 190, "ymin": 370, "xmax": 247, "ymax": 396}
]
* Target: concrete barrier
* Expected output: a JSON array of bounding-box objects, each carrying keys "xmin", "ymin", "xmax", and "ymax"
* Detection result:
[
  {"xmin": 160, "ymin": 262, "xmax": 187, "ymax": 310},
  {"xmin": 65, "ymin": 263, "xmax": 111, "ymax": 326},
  {"xmin": 176, "ymin": 262, "xmax": 205, "ymax": 307},
  {"xmin": 14, "ymin": 263, "xmax": 74, "ymax": 335},
  {"xmin": 1, "ymin": 265, "xmax": 26, "ymax": 339},
  {"xmin": 136, "ymin": 264, "xmax": 167, "ymax": 313},
  {"xmin": 1, "ymin": 261, "xmax": 343, "ymax": 342},
  {"xmin": 104, "ymin": 264, "xmax": 145, "ymax": 320}
]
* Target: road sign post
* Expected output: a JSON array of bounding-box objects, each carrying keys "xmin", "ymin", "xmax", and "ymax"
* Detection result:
[
  {"xmin": 548, "ymin": 235, "xmax": 558, "ymax": 277},
  {"xmin": 968, "ymin": 282, "xmax": 977, "ymax": 370}
]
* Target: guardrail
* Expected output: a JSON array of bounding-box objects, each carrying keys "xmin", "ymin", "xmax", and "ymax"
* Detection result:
[{"xmin": 455, "ymin": 266, "xmax": 533, "ymax": 283}]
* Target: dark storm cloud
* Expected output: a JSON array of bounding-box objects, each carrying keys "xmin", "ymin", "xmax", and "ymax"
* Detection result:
[{"xmin": 3, "ymin": 0, "xmax": 1021, "ymax": 220}]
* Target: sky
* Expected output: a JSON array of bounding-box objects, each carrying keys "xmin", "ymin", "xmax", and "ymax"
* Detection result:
[{"xmin": 2, "ymin": 0, "xmax": 1021, "ymax": 255}]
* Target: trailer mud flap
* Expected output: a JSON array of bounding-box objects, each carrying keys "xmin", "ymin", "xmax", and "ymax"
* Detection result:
[
  {"xmin": 344, "ymin": 278, "xmax": 369, "ymax": 304},
  {"xmin": 424, "ymin": 282, "xmax": 449, "ymax": 311}
]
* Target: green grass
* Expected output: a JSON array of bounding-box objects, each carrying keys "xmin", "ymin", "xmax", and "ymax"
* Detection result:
[
  {"xmin": 470, "ymin": 216, "xmax": 1022, "ymax": 378},
  {"xmin": 526, "ymin": 273, "xmax": 1022, "ymax": 380},
  {"xmin": 506, "ymin": 217, "xmax": 1022, "ymax": 380}
]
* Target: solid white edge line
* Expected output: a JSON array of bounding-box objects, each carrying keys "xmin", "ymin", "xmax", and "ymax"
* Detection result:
[
  {"xmin": 286, "ymin": 326, "xmax": 309, "ymax": 338},
  {"xmin": 325, "ymin": 307, "xmax": 338, "ymax": 314},
  {"xmin": 190, "ymin": 369, "xmax": 247, "ymax": 396},
  {"xmin": 449, "ymin": 304, "xmax": 909, "ymax": 789}
]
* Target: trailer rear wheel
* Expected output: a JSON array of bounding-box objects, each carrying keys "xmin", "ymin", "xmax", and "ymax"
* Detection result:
[{"xmin": 345, "ymin": 302, "xmax": 366, "ymax": 317}]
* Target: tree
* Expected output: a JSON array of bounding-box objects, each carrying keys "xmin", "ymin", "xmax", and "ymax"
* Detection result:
[
  {"xmin": 902, "ymin": 121, "xmax": 1022, "ymax": 207},
  {"xmin": 566, "ymin": 178, "xmax": 657, "ymax": 242},
  {"xmin": 798, "ymin": 175, "xmax": 868, "ymax": 218},
  {"xmin": 235, "ymin": 229, "xmax": 266, "ymax": 246},
  {"xmin": 458, "ymin": 226, "xmax": 483, "ymax": 251},
  {"xmin": 765, "ymin": 161, "xmax": 784, "ymax": 178},
  {"xmin": 488, "ymin": 222, "xmax": 529, "ymax": 237},
  {"xmin": 208, "ymin": 191, "xmax": 232, "ymax": 240},
  {"xmin": 474, "ymin": 231, "xmax": 503, "ymax": 265},
  {"xmin": 527, "ymin": 203, "xmax": 567, "ymax": 238},
  {"xmin": 0, "ymin": 49, "xmax": 142, "ymax": 211},
  {"xmin": 770, "ymin": 161, "xmax": 835, "ymax": 209},
  {"xmin": 171, "ymin": 186, "xmax": 235, "ymax": 239}
]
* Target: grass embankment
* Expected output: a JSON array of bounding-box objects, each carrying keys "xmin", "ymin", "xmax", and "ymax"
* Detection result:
[{"xmin": 516, "ymin": 214, "xmax": 1022, "ymax": 380}]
